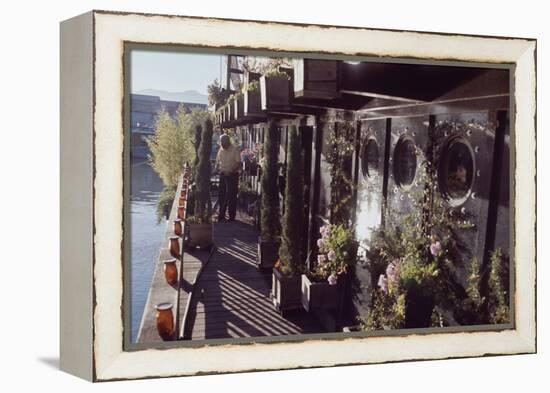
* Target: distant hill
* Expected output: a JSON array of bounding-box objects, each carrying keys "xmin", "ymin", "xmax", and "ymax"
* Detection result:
[{"xmin": 136, "ymin": 89, "xmax": 208, "ymax": 105}]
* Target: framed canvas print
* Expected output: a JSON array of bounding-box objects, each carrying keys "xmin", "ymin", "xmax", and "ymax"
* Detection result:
[{"xmin": 60, "ymin": 10, "xmax": 537, "ymax": 382}]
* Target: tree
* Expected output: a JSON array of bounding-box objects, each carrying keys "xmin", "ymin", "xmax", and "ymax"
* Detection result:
[
  {"xmin": 207, "ymin": 78, "xmax": 224, "ymax": 107},
  {"xmin": 260, "ymin": 120, "xmax": 281, "ymax": 242},
  {"xmin": 278, "ymin": 125, "xmax": 304, "ymax": 276},
  {"xmin": 193, "ymin": 118, "xmax": 213, "ymax": 224},
  {"xmin": 147, "ymin": 106, "xmax": 210, "ymax": 222},
  {"xmin": 146, "ymin": 108, "xmax": 194, "ymax": 188},
  {"xmin": 147, "ymin": 106, "xmax": 210, "ymax": 187}
]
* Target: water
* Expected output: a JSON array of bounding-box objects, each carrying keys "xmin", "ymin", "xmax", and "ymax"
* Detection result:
[{"xmin": 130, "ymin": 159, "xmax": 167, "ymax": 342}]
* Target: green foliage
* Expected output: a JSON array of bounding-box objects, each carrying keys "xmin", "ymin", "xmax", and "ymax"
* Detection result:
[
  {"xmin": 278, "ymin": 126, "xmax": 304, "ymax": 276},
  {"xmin": 155, "ymin": 186, "xmax": 176, "ymax": 223},
  {"xmin": 147, "ymin": 106, "xmax": 209, "ymax": 188},
  {"xmin": 247, "ymin": 80, "xmax": 259, "ymax": 92},
  {"xmin": 260, "ymin": 120, "xmax": 281, "ymax": 242},
  {"xmin": 264, "ymin": 68, "xmax": 290, "ymax": 79},
  {"xmin": 399, "ymin": 258, "xmax": 440, "ymax": 294},
  {"xmin": 192, "ymin": 119, "xmax": 213, "ymax": 224},
  {"xmin": 465, "ymin": 256, "xmax": 484, "ymax": 312},
  {"xmin": 193, "ymin": 124, "xmax": 202, "ymax": 172},
  {"xmin": 327, "ymin": 122, "xmax": 356, "ymax": 227},
  {"xmin": 488, "ymin": 248, "xmax": 510, "ymax": 324},
  {"xmin": 146, "ymin": 109, "xmax": 192, "ymax": 188},
  {"xmin": 362, "ymin": 289, "xmax": 406, "ymax": 330},
  {"xmin": 459, "ymin": 249, "xmax": 510, "ymax": 325},
  {"xmin": 243, "ymin": 56, "xmax": 292, "ymax": 74}
]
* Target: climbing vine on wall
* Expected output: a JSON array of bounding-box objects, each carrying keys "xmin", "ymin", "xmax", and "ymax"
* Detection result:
[{"xmin": 327, "ymin": 121, "xmax": 356, "ymax": 227}]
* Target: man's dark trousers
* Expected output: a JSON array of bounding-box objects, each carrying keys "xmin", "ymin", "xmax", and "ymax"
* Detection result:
[{"xmin": 218, "ymin": 172, "xmax": 239, "ymax": 220}]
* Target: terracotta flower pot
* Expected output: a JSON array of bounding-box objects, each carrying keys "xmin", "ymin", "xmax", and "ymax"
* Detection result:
[
  {"xmin": 163, "ymin": 259, "xmax": 178, "ymax": 286},
  {"xmin": 155, "ymin": 303, "xmax": 175, "ymax": 340},
  {"xmin": 169, "ymin": 236, "xmax": 180, "ymax": 258},
  {"xmin": 173, "ymin": 219, "xmax": 183, "ymax": 237},
  {"xmin": 177, "ymin": 205, "xmax": 186, "ymax": 220}
]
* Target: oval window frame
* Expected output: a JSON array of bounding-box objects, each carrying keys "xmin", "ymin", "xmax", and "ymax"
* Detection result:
[
  {"xmin": 361, "ymin": 136, "xmax": 380, "ymax": 179},
  {"xmin": 437, "ymin": 135, "xmax": 476, "ymax": 207},
  {"xmin": 393, "ymin": 135, "xmax": 417, "ymax": 191}
]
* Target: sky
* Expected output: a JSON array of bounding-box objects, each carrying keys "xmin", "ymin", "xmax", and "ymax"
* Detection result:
[{"xmin": 130, "ymin": 49, "xmax": 223, "ymax": 94}]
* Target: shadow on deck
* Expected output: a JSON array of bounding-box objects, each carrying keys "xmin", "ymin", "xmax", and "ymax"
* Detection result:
[{"xmin": 185, "ymin": 219, "xmax": 323, "ymax": 340}]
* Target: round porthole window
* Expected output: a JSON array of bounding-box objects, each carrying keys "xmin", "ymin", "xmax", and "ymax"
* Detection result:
[
  {"xmin": 438, "ymin": 137, "xmax": 475, "ymax": 205},
  {"xmin": 361, "ymin": 138, "xmax": 379, "ymax": 178},
  {"xmin": 393, "ymin": 136, "xmax": 417, "ymax": 189}
]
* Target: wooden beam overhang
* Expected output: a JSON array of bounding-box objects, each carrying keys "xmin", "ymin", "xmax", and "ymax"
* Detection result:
[
  {"xmin": 339, "ymin": 62, "xmax": 507, "ymax": 102},
  {"xmin": 359, "ymin": 94, "xmax": 509, "ymax": 120},
  {"xmin": 292, "ymin": 93, "xmax": 373, "ymax": 111}
]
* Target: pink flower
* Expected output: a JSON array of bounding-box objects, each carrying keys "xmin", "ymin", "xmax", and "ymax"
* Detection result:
[
  {"xmin": 327, "ymin": 250, "xmax": 336, "ymax": 261},
  {"xmin": 378, "ymin": 274, "xmax": 388, "ymax": 293},
  {"xmin": 317, "ymin": 238, "xmax": 326, "ymax": 250},
  {"xmin": 320, "ymin": 225, "xmax": 331, "ymax": 238},
  {"xmin": 328, "ymin": 274, "xmax": 338, "ymax": 286},
  {"xmin": 317, "ymin": 254, "xmax": 327, "ymax": 264},
  {"xmin": 430, "ymin": 241, "xmax": 442, "ymax": 256}
]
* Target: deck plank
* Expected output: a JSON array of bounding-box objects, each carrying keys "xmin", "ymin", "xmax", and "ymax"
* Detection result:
[{"xmin": 185, "ymin": 218, "xmax": 323, "ymax": 341}]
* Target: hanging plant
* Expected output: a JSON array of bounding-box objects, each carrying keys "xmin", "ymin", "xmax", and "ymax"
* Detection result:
[
  {"xmin": 264, "ymin": 68, "xmax": 290, "ymax": 79},
  {"xmin": 247, "ymin": 80, "xmax": 260, "ymax": 92}
]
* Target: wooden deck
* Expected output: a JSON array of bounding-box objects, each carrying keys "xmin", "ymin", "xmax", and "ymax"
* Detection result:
[{"xmin": 184, "ymin": 218, "xmax": 323, "ymax": 340}]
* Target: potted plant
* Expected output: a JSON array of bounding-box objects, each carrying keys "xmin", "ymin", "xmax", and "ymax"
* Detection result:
[
  {"xmin": 257, "ymin": 119, "xmax": 280, "ymax": 270},
  {"xmin": 226, "ymin": 95, "xmax": 236, "ymax": 122},
  {"xmin": 272, "ymin": 125, "xmax": 304, "ymax": 314},
  {"xmin": 233, "ymin": 90, "xmax": 244, "ymax": 120},
  {"xmin": 301, "ymin": 223, "xmax": 358, "ymax": 312},
  {"xmin": 187, "ymin": 118, "xmax": 214, "ymax": 249},
  {"xmin": 356, "ymin": 159, "xmax": 510, "ymax": 331},
  {"xmin": 260, "ymin": 68, "xmax": 292, "ymax": 111},
  {"xmin": 244, "ymin": 79, "xmax": 263, "ymax": 117}
]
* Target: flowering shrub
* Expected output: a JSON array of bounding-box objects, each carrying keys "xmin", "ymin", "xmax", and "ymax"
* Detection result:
[
  {"xmin": 359, "ymin": 159, "xmax": 510, "ymax": 330},
  {"xmin": 314, "ymin": 224, "xmax": 358, "ymax": 285}
]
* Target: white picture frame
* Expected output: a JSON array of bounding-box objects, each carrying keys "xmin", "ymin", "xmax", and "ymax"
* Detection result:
[{"xmin": 60, "ymin": 10, "xmax": 536, "ymax": 382}]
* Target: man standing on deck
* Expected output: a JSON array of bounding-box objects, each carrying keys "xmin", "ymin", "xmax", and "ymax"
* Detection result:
[{"xmin": 215, "ymin": 134, "xmax": 241, "ymax": 222}]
